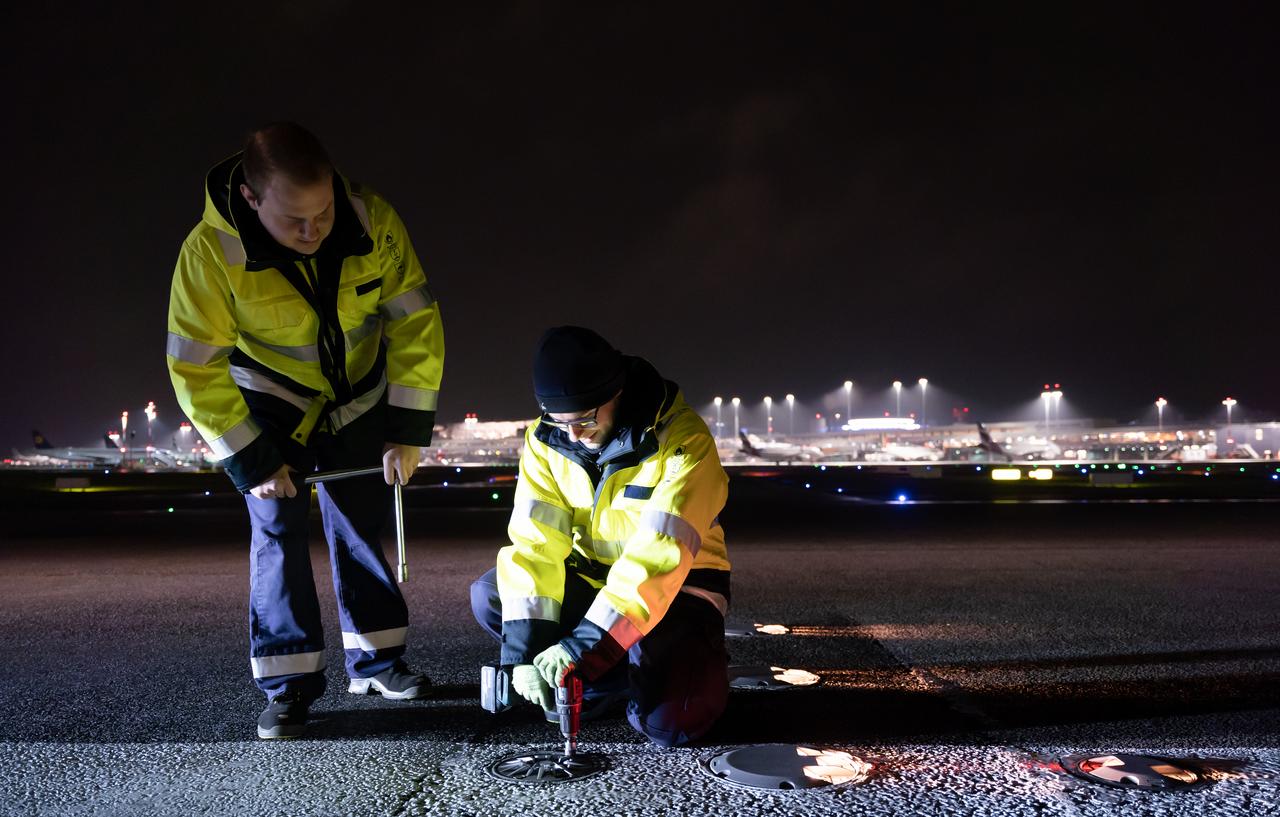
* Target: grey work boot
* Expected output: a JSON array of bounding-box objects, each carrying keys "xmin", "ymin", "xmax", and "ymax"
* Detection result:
[
  {"xmin": 348, "ymin": 661, "xmax": 431, "ymax": 700},
  {"xmin": 257, "ymin": 691, "xmax": 308, "ymax": 739}
]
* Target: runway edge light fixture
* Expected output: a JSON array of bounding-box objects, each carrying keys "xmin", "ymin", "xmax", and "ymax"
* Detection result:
[{"xmin": 700, "ymin": 745, "xmax": 872, "ymax": 790}]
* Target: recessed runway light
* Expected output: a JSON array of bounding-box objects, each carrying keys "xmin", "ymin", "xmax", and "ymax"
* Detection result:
[
  {"xmin": 729, "ymin": 665, "xmax": 821, "ymax": 690},
  {"xmin": 700, "ymin": 745, "xmax": 870, "ymax": 790},
  {"xmin": 1060, "ymin": 753, "xmax": 1202, "ymax": 791},
  {"xmin": 485, "ymin": 751, "xmax": 608, "ymax": 785}
]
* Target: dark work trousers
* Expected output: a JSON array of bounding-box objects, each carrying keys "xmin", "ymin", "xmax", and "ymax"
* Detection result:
[
  {"xmin": 245, "ymin": 409, "xmax": 408, "ymax": 704},
  {"xmin": 470, "ymin": 566, "xmax": 728, "ymax": 747}
]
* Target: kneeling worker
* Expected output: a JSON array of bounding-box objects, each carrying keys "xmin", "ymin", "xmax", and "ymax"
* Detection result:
[{"xmin": 471, "ymin": 326, "xmax": 731, "ymax": 747}]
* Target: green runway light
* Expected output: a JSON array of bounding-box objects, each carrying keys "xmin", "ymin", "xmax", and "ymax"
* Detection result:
[
  {"xmin": 490, "ymin": 492, "xmax": 500, "ymax": 500},
  {"xmin": 167, "ymin": 507, "xmax": 174, "ymax": 513}
]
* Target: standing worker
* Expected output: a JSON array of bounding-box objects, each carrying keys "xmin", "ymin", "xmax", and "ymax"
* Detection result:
[
  {"xmin": 166, "ymin": 122, "xmax": 444, "ymax": 739},
  {"xmin": 471, "ymin": 326, "xmax": 731, "ymax": 747}
]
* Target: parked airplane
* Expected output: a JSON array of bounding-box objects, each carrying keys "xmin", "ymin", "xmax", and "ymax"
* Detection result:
[
  {"xmin": 738, "ymin": 431, "xmax": 824, "ymax": 462},
  {"xmin": 13, "ymin": 430, "xmax": 124, "ymax": 466},
  {"xmin": 964, "ymin": 423, "xmax": 1060, "ymax": 461},
  {"xmin": 863, "ymin": 442, "xmax": 943, "ymax": 462}
]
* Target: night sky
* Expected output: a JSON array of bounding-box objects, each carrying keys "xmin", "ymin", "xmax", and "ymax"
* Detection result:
[{"xmin": 3, "ymin": 3, "xmax": 1274, "ymax": 451}]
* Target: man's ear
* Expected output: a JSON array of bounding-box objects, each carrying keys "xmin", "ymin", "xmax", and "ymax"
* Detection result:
[{"xmin": 239, "ymin": 183, "xmax": 261, "ymax": 211}]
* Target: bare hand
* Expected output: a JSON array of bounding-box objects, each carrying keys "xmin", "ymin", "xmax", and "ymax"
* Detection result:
[
  {"xmin": 383, "ymin": 444, "xmax": 421, "ymax": 486},
  {"xmin": 250, "ymin": 465, "xmax": 297, "ymax": 499}
]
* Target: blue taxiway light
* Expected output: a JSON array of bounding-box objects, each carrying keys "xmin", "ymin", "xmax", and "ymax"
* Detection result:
[{"xmin": 896, "ymin": 494, "xmax": 907, "ymax": 502}]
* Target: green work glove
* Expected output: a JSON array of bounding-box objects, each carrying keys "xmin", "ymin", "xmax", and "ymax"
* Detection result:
[
  {"xmin": 532, "ymin": 644, "xmax": 577, "ymax": 688},
  {"xmin": 511, "ymin": 664, "xmax": 554, "ymax": 711}
]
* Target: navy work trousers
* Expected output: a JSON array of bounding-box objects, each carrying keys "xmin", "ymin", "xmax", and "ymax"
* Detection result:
[
  {"xmin": 471, "ymin": 567, "xmax": 728, "ymax": 747},
  {"xmin": 245, "ymin": 411, "xmax": 408, "ymax": 704}
]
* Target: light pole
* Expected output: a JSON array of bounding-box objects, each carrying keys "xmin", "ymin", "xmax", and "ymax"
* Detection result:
[
  {"xmin": 764, "ymin": 396, "xmax": 773, "ymax": 439},
  {"xmin": 892, "ymin": 380, "xmax": 902, "ymax": 418},
  {"xmin": 121, "ymin": 411, "xmax": 129, "ymax": 465},
  {"xmin": 713, "ymin": 397, "xmax": 722, "ymax": 439},
  {"xmin": 731, "ymin": 397, "xmax": 740, "ymax": 437},
  {"xmin": 179, "ymin": 422, "xmax": 192, "ymax": 462},
  {"xmin": 918, "ymin": 378, "xmax": 928, "ymax": 428},
  {"xmin": 1222, "ymin": 397, "xmax": 1237, "ymax": 438},
  {"xmin": 786, "ymin": 394, "xmax": 795, "ymax": 436},
  {"xmin": 144, "ymin": 401, "xmax": 157, "ymax": 445},
  {"xmin": 1155, "ymin": 397, "xmax": 1167, "ymax": 434},
  {"xmin": 843, "ymin": 380, "xmax": 853, "ymax": 424},
  {"xmin": 1052, "ymin": 388, "xmax": 1062, "ymax": 430},
  {"xmin": 1041, "ymin": 387, "xmax": 1051, "ymax": 431}
]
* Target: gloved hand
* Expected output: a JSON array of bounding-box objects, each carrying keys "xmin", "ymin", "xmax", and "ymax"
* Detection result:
[
  {"xmin": 532, "ymin": 644, "xmax": 576, "ymax": 688},
  {"xmin": 511, "ymin": 664, "xmax": 554, "ymax": 711}
]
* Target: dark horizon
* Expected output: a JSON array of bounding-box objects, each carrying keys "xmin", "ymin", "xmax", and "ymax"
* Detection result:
[{"xmin": 2, "ymin": 4, "xmax": 1274, "ymax": 452}]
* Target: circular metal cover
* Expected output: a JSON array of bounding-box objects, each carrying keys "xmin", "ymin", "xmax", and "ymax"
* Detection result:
[
  {"xmin": 729, "ymin": 665, "xmax": 821, "ymax": 690},
  {"xmin": 1061, "ymin": 754, "xmax": 1201, "ymax": 791},
  {"xmin": 700, "ymin": 744, "xmax": 871, "ymax": 790},
  {"xmin": 724, "ymin": 622, "xmax": 791, "ymax": 637},
  {"xmin": 485, "ymin": 751, "xmax": 608, "ymax": 785}
]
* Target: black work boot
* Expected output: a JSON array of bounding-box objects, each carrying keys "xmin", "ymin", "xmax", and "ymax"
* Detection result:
[
  {"xmin": 257, "ymin": 691, "xmax": 308, "ymax": 739},
  {"xmin": 347, "ymin": 661, "xmax": 431, "ymax": 700}
]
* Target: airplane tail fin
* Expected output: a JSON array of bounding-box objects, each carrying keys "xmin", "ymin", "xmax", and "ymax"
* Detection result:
[
  {"xmin": 31, "ymin": 430, "xmax": 53, "ymax": 449},
  {"xmin": 738, "ymin": 431, "xmax": 763, "ymax": 457},
  {"xmin": 976, "ymin": 422, "xmax": 1010, "ymax": 460},
  {"xmin": 104, "ymin": 434, "xmax": 117, "ymax": 448}
]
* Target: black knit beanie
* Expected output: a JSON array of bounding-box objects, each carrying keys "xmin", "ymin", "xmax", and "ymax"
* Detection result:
[{"xmin": 532, "ymin": 326, "xmax": 627, "ymax": 413}]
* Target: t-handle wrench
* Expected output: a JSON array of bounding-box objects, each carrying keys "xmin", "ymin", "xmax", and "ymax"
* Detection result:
[{"xmin": 304, "ymin": 465, "xmax": 408, "ymax": 583}]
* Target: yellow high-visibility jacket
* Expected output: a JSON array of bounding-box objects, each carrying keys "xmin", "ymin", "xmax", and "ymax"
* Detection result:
[
  {"xmin": 166, "ymin": 154, "xmax": 444, "ymax": 491},
  {"xmin": 497, "ymin": 357, "xmax": 730, "ymax": 678}
]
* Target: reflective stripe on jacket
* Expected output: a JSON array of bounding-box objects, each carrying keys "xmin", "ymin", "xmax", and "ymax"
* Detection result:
[
  {"xmin": 166, "ymin": 155, "xmax": 444, "ymax": 491},
  {"xmin": 496, "ymin": 361, "xmax": 730, "ymax": 677}
]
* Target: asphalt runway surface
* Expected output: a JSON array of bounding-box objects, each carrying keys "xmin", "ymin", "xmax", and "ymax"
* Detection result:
[{"xmin": 1, "ymin": 480, "xmax": 1278, "ymax": 815}]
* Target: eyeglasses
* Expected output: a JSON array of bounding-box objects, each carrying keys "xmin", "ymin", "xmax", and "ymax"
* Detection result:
[{"xmin": 540, "ymin": 407, "xmax": 600, "ymax": 431}]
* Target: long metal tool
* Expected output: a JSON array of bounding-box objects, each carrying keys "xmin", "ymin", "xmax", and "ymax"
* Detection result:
[{"xmin": 303, "ymin": 465, "xmax": 409, "ymax": 583}]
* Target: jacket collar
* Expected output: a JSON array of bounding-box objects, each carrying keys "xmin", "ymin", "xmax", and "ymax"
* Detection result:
[{"xmin": 202, "ymin": 153, "xmax": 374, "ymax": 270}]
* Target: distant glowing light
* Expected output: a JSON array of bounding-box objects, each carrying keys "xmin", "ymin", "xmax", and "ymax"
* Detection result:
[
  {"xmin": 491, "ymin": 492, "xmax": 500, "ymax": 500},
  {"xmin": 992, "ymin": 468, "xmax": 1022, "ymax": 481},
  {"xmin": 1028, "ymin": 468, "xmax": 1053, "ymax": 481},
  {"xmin": 896, "ymin": 494, "xmax": 907, "ymax": 502}
]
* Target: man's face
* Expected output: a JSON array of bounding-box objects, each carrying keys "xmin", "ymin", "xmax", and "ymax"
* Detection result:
[
  {"xmin": 240, "ymin": 174, "xmax": 335, "ymax": 255},
  {"xmin": 548, "ymin": 392, "xmax": 621, "ymax": 450}
]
